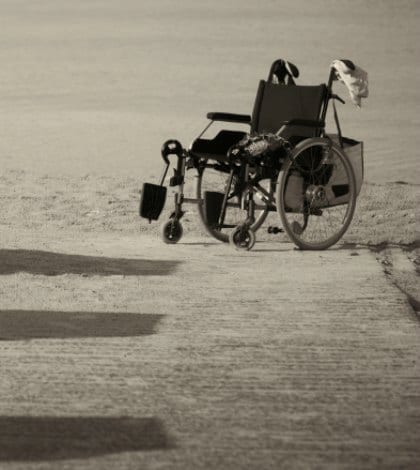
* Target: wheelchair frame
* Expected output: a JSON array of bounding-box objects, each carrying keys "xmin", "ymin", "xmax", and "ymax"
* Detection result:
[{"xmin": 140, "ymin": 63, "xmax": 362, "ymax": 250}]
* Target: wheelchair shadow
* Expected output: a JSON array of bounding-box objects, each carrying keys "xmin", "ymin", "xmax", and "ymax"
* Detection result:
[
  {"xmin": 0, "ymin": 310, "xmax": 164, "ymax": 340},
  {"xmin": 178, "ymin": 242, "xmax": 220, "ymax": 247},
  {"xmin": 0, "ymin": 416, "xmax": 172, "ymax": 461},
  {"xmin": 335, "ymin": 242, "xmax": 374, "ymax": 251},
  {"xmin": 0, "ymin": 249, "xmax": 181, "ymax": 276},
  {"xmin": 253, "ymin": 241, "xmax": 371, "ymax": 253},
  {"xmin": 251, "ymin": 241, "xmax": 292, "ymax": 253}
]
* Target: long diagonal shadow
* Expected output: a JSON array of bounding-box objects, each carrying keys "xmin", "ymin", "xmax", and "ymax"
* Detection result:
[
  {"xmin": 0, "ymin": 249, "xmax": 181, "ymax": 276},
  {"xmin": 0, "ymin": 416, "xmax": 172, "ymax": 461},
  {"xmin": 0, "ymin": 310, "xmax": 164, "ymax": 340}
]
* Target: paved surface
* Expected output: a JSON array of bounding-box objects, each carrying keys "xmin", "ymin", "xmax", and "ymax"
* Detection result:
[{"xmin": 0, "ymin": 232, "xmax": 419, "ymax": 469}]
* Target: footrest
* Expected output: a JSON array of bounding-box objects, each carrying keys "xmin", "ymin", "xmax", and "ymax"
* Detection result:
[
  {"xmin": 139, "ymin": 183, "xmax": 167, "ymax": 221},
  {"xmin": 204, "ymin": 191, "xmax": 225, "ymax": 226}
]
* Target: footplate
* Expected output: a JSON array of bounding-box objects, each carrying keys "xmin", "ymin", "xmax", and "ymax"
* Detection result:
[{"xmin": 139, "ymin": 183, "xmax": 167, "ymax": 222}]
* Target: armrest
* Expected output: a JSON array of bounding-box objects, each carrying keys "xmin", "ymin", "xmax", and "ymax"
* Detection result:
[{"xmin": 206, "ymin": 112, "xmax": 251, "ymax": 124}]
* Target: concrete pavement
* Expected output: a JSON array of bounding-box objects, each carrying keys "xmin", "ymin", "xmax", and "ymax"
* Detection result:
[{"xmin": 0, "ymin": 232, "xmax": 419, "ymax": 469}]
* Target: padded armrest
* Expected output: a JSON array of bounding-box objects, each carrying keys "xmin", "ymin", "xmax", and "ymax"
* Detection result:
[
  {"xmin": 280, "ymin": 119, "xmax": 325, "ymax": 128},
  {"xmin": 207, "ymin": 112, "xmax": 251, "ymax": 124}
]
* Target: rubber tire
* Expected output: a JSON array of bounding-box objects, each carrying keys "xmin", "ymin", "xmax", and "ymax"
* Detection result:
[
  {"xmin": 229, "ymin": 225, "xmax": 256, "ymax": 251},
  {"xmin": 161, "ymin": 219, "xmax": 183, "ymax": 244},
  {"xmin": 277, "ymin": 138, "xmax": 357, "ymax": 250}
]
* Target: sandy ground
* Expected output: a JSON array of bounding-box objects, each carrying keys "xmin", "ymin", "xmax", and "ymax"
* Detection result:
[
  {"xmin": 0, "ymin": 231, "xmax": 419, "ymax": 470},
  {"xmin": 0, "ymin": 1, "xmax": 419, "ymax": 468}
]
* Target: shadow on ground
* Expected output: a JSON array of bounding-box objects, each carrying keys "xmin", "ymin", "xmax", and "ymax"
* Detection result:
[
  {"xmin": 0, "ymin": 310, "xmax": 164, "ymax": 340},
  {"xmin": 0, "ymin": 249, "xmax": 181, "ymax": 276},
  {"xmin": 0, "ymin": 416, "xmax": 171, "ymax": 461}
]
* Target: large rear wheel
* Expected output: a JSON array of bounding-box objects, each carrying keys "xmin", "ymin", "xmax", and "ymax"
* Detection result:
[{"xmin": 277, "ymin": 138, "xmax": 357, "ymax": 250}]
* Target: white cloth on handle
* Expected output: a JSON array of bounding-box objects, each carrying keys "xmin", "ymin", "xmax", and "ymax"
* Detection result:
[{"xmin": 331, "ymin": 60, "xmax": 368, "ymax": 107}]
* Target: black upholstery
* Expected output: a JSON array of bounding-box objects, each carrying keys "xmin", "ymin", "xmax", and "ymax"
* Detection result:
[
  {"xmin": 206, "ymin": 112, "xmax": 251, "ymax": 124},
  {"xmin": 251, "ymin": 81, "xmax": 327, "ymax": 140},
  {"xmin": 190, "ymin": 130, "xmax": 247, "ymax": 160}
]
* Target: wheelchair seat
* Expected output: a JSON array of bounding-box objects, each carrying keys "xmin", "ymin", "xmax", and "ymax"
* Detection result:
[
  {"xmin": 190, "ymin": 130, "xmax": 247, "ymax": 161},
  {"xmin": 190, "ymin": 77, "xmax": 327, "ymax": 162}
]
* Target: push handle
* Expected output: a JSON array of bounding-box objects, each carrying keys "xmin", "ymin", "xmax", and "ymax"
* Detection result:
[{"xmin": 161, "ymin": 139, "xmax": 183, "ymax": 165}]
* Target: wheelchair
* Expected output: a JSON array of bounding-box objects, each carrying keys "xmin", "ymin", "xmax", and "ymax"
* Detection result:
[{"xmin": 140, "ymin": 59, "xmax": 364, "ymax": 251}]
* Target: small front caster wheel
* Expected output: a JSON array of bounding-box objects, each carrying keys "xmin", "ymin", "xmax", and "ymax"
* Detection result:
[
  {"xmin": 229, "ymin": 225, "xmax": 256, "ymax": 251},
  {"xmin": 161, "ymin": 219, "xmax": 183, "ymax": 244}
]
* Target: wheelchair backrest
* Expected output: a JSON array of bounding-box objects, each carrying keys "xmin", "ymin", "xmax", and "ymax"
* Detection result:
[{"xmin": 251, "ymin": 81, "xmax": 327, "ymax": 141}]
